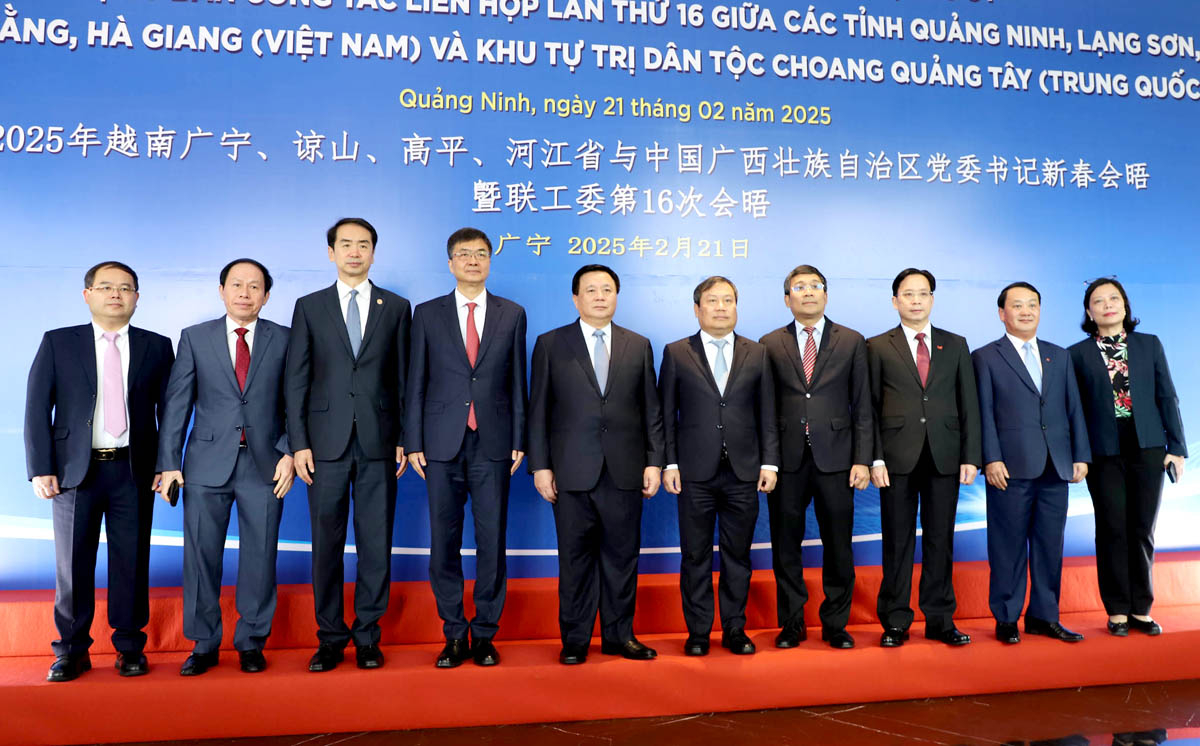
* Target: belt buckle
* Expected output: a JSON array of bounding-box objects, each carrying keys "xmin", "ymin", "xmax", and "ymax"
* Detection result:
[{"xmin": 93, "ymin": 448, "xmax": 118, "ymax": 462}]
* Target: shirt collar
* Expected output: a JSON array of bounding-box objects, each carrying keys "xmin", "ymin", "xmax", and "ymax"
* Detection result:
[
  {"xmin": 92, "ymin": 322, "xmax": 130, "ymax": 341},
  {"xmin": 700, "ymin": 329, "xmax": 736, "ymax": 346},
  {"xmin": 454, "ymin": 288, "xmax": 487, "ymax": 310},
  {"xmin": 226, "ymin": 316, "xmax": 258, "ymax": 335},
  {"xmin": 579, "ymin": 318, "xmax": 612, "ymax": 340},
  {"xmin": 1006, "ymin": 333, "xmax": 1038, "ymax": 353},
  {"xmin": 796, "ymin": 316, "xmax": 826, "ymax": 336},
  {"xmin": 336, "ymin": 278, "xmax": 371, "ymax": 299},
  {"xmin": 901, "ymin": 322, "xmax": 931, "ymax": 344}
]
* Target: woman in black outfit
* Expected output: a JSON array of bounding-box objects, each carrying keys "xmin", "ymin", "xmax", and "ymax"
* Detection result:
[{"xmin": 1068, "ymin": 278, "xmax": 1187, "ymax": 637}]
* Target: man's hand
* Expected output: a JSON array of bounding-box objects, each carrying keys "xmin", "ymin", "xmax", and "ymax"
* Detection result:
[
  {"xmin": 510, "ymin": 450, "xmax": 525, "ymax": 476},
  {"xmin": 395, "ymin": 447, "xmax": 407, "ymax": 478},
  {"xmin": 533, "ymin": 469, "xmax": 558, "ymax": 504},
  {"xmin": 1070, "ymin": 462, "xmax": 1088, "ymax": 484},
  {"xmin": 959, "ymin": 464, "xmax": 979, "ymax": 485},
  {"xmin": 408, "ymin": 451, "xmax": 427, "ymax": 480},
  {"xmin": 273, "ymin": 454, "xmax": 294, "ymax": 498},
  {"xmin": 870, "ymin": 464, "xmax": 890, "ymax": 489},
  {"xmin": 152, "ymin": 473, "xmax": 163, "ymax": 492},
  {"xmin": 757, "ymin": 469, "xmax": 778, "ymax": 493},
  {"xmin": 642, "ymin": 466, "xmax": 661, "ymax": 498},
  {"xmin": 294, "ymin": 448, "xmax": 315, "ymax": 485},
  {"xmin": 849, "ymin": 464, "xmax": 870, "ymax": 491},
  {"xmin": 1165, "ymin": 453, "xmax": 1186, "ymax": 479},
  {"xmin": 662, "ymin": 468, "xmax": 682, "ymax": 495},
  {"xmin": 985, "ymin": 461, "xmax": 1009, "ymax": 491},
  {"xmin": 32, "ymin": 475, "xmax": 60, "ymax": 500},
  {"xmin": 159, "ymin": 470, "xmax": 184, "ymax": 504}
]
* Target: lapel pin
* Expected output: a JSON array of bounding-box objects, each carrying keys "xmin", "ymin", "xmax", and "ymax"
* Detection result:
[
  {"xmin": 1045, "ymin": 357, "xmax": 1050, "ymax": 363},
  {"xmin": 936, "ymin": 345, "xmax": 943, "ymax": 350},
  {"xmin": 376, "ymin": 298, "xmax": 383, "ymax": 305}
]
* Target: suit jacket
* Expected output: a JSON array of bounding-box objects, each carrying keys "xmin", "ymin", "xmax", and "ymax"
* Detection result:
[
  {"xmin": 156, "ymin": 317, "xmax": 290, "ymax": 487},
  {"xmin": 659, "ymin": 333, "xmax": 780, "ymax": 484},
  {"xmin": 25, "ymin": 324, "xmax": 174, "ymax": 490},
  {"xmin": 760, "ymin": 319, "xmax": 873, "ymax": 473},
  {"xmin": 285, "ymin": 282, "xmax": 411, "ymax": 461},
  {"xmin": 404, "ymin": 291, "xmax": 528, "ymax": 461},
  {"xmin": 527, "ymin": 321, "xmax": 664, "ymax": 492},
  {"xmin": 867, "ymin": 325, "xmax": 982, "ymax": 475},
  {"xmin": 973, "ymin": 336, "xmax": 1091, "ymax": 481},
  {"xmin": 1068, "ymin": 331, "xmax": 1187, "ymax": 458}
]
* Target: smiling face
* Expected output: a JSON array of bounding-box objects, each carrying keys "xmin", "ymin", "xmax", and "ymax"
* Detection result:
[
  {"xmin": 220, "ymin": 262, "xmax": 269, "ymax": 325},
  {"xmin": 695, "ymin": 281, "xmax": 738, "ymax": 337},
  {"xmin": 1087, "ymin": 282, "xmax": 1126, "ymax": 335},
  {"xmin": 83, "ymin": 266, "xmax": 138, "ymax": 330},
  {"xmin": 893, "ymin": 273, "xmax": 934, "ymax": 328},
  {"xmin": 999, "ymin": 286, "xmax": 1040, "ymax": 340},
  {"xmin": 573, "ymin": 270, "xmax": 618, "ymax": 328},
  {"xmin": 448, "ymin": 236, "xmax": 491, "ymax": 289},
  {"xmin": 784, "ymin": 273, "xmax": 827, "ymax": 325},
  {"xmin": 328, "ymin": 222, "xmax": 375, "ymax": 284}
]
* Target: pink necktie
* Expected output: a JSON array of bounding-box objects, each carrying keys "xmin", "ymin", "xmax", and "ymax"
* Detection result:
[
  {"xmin": 465, "ymin": 303, "xmax": 479, "ymax": 431},
  {"xmin": 102, "ymin": 332, "xmax": 127, "ymax": 438}
]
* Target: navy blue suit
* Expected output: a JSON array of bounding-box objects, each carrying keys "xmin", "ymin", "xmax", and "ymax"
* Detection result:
[
  {"xmin": 25, "ymin": 324, "xmax": 174, "ymax": 657},
  {"xmin": 157, "ymin": 317, "xmax": 290, "ymax": 654},
  {"xmin": 973, "ymin": 336, "xmax": 1090, "ymax": 624},
  {"xmin": 404, "ymin": 291, "xmax": 527, "ymax": 641}
]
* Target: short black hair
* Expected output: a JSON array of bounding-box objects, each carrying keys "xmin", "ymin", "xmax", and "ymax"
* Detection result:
[
  {"xmin": 84, "ymin": 261, "xmax": 139, "ymax": 291},
  {"xmin": 694, "ymin": 276, "xmax": 738, "ymax": 305},
  {"xmin": 446, "ymin": 227, "xmax": 493, "ymax": 258},
  {"xmin": 892, "ymin": 268, "xmax": 936, "ymax": 296},
  {"xmin": 997, "ymin": 281, "xmax": 1040, "ymax": 308},
  {"xmin": 784, "ymin": 264, "xmax": 827, "ymax": 294},
  {"xmin": 326, "ymin": 217, "xmax": 378, "ymax": 249},
  {"xmin": 220, "ymin": 258, "xmax": 274, "ymax": 293},
  {"xmin": 572, "ymin": 264, "xmax": 620, "ymax": 295},
  {"xmin": 1081, "ymin": 277, "xmax": 1139, "ymax": 336}
]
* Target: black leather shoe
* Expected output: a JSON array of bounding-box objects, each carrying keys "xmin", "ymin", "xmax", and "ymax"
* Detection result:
[
  {"xmin": 996, "ymin": 622, "xmax": 1021, "ymax": 644},
  {"xmin": 559, "ymin": 644, "xmax": 589, "ymax": 665},
  {"xmin": 927, "ymin": 626, "xmax": 971, "ymax": 646},
  {"xmin": 472, "ymin": 638, "xmax": 501, "ymax": 666},
  {"xmin": 1107, "ymin": 619, "xmax": 1130, "ymax": 637},
  {"xmin": 436, "ymin": 638, "xmax": 471, "ymax": 668},
  {"xmin": 179, "ymin": 651, "xmax": 219, "ymax": 676},
  {"xmin": 774, "ymin": 622, "xmax": 807, "ymax": 648},
  {"xmin": 600, "ymin": 638, "xmax": 657, "ymax": 660},
  {"xmin": 238, "ymin": 649, "xmax": 267, "ymax": 673},
  {"xmin": 1128, "ymin": 617, "xmax": 1162, "ymax": 636},
  {"xmin": 683, "ymin": 634, "xmax": 710, "ymax": 656},
  {"xmin": 822, "ymin": 628, "xmax": 855, "ymax": 649},
  {"xmin": 115, "ymin": 652, "xmax": 148, "ymax": 677},
  {"xmin": 880, "ymin": 628, "xmax": 909, "ymax": 648},
  {"xmin": 720, "ymin": 628, "xmax": 756, "ymax": 655},
  {"xmin": 356, "ymin": 644, "xmax": 385, "ymax": 669},
  {"xmin": 46, "ymin": 653, "xmax": 91, "ymax": 682},
  {"xmin": 1025, "ymin": 616, "xmax": 1084, "ymax": 642},
  {"xmin": 308, "ymin": 643, "xmax": 344, "ymax": 672}
]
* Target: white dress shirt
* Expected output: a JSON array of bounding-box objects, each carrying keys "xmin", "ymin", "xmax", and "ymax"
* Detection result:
[
  {"xmin": 795, "ymin": 316, "xmax": 827, "ymax": 355},
  {"xmin": 336, "ymin": 278, "xmax": 371, "ymax": 338},
  {"xmin": 1006, "ymin": 333, "xmax": 1042, "ymax": 376},
  {"xmin": 456, "ymin": 288, "xmax": 487, "ymax": 345},
  {"xmin": 901, "ymin": 322, "xmax": 933, "ymax": 365},
  {"xmin": 226, "ymin": 316, "xmax": 258, "ymax": 366},
  {"xmin": 91, "ymin": 322, "xmax": 131, "ymax": 448},
  {"xmin": 579, "ymin": 319, "xmax": 613, "ymax": 367}
]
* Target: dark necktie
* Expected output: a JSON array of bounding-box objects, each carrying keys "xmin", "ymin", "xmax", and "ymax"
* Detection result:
[
  {"xmin": 234, "ymin": 327, "xmax": 249, "ymax": 443},
  {"xmin": 465, "ymin": 302, "xmax": 479, "ymax": 431},
  {"xmin": 915, "ymin": 332, "xmax": 930, "ymax": 388}
]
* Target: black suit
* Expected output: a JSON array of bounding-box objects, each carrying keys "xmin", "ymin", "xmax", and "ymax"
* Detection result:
[
  {"xmin": 285, "ymin": 281, "xmax": 411, "ymax": 648},
  {"xmin": 660, "ymin": 333, "xmax": 779, "ymax": 636},
  {"xmin": 527, "ymin": 321, "xmax": 664, "ymax": 647},
  {"xmin": 1069, "ymin": 331, "xmax": 1187, "ymax": 617},
  {"xmin": 867, "ymin": 325, "xmax": 981, "ymax": 634},
  {"xmin": 25, "ymin": 324, "xmax": 174, "ymax": 657},
  {"xmin": 404, "ymin": 291, "xmax": 527, "ymax": 641},
  {"xmin": 760, "ymin": 319, "xmax": 872, "ymax": 631}
]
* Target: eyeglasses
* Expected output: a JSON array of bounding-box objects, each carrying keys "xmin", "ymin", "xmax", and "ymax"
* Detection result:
[
  {"xmin": 452, "ymin": 250, "xmax": 491, "ymax": 261},
  {"xmin": 898, "ymin": 291, "xmax": 932, "ymax": 300},
  {"xmin": 790, "ymin": 282, "xmax": 825, "ymax": 293},
  {"xmin": 90, "ymin": 284, "xmax": 136, "ymax": 295}
]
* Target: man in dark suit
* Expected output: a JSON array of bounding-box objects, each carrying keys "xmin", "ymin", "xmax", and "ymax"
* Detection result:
[
  {"xmin": 405, "ymin": 228, "xmax": 527, "ymax": 668},
  {"xmin": 527, "ymin": 264, "xmax": 664, "ymax": 665},
  {"xmin": 660, "ymin": 276, "xmax": 779, "ymax": 656},
  {"xmin": 25, "ymin": 261, "xmax": 174, "ymax": 682},
  {"xmin": 157, "ymin": 259, "xmax": 293, "ymax": 676},
  {"xmin": 868, "ymin": 268, "xmax": 981, "ymax": 648},
  {"xmin": 286, "ymin": 217, "xmax": 411, "ymax": 672},
  {"xmin": 973, "ymin": 281, "xmax": 1090, "ymax": 644},
  {"xmin": 760, "ymin": 264, "xmax": 872, "ymax": 650}
]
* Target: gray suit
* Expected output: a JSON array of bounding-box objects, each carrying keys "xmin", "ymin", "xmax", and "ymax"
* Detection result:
[{"xmin": 157, "ymin": 317, "xmax": 290, "ymax": 653}]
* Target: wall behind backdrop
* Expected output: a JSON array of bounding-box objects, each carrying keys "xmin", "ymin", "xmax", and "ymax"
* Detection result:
[{"xmin": 2, "ymin": 0, "xmax": 1197, "ymax": 590}]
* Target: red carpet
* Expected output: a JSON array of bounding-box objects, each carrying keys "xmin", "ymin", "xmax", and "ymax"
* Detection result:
[{"xmin": 2, "ymin": 553, "xmax": 1198, "ymax": 745}]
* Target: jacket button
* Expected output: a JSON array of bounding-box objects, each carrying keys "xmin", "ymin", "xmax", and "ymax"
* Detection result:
[
  {"xmin": 1042, "ymin": 425, "xmax": 1048, "ymax": 430},
  {"xmin": 805, "ymin": 393, "xmax": 811, "ymax": 399},
  {"xmin": 472, "ymin": 376, "xmax": 478, "ymax": 382},
  {"xmin": 717, "ymin": 424, "xmax": 724, "ymax": 430},
  {"xmin": 922, "ymin": 395, "xmax": 929, "ymax": 402},
  {"xmin": 349, "ymin": 392, "xmax": 355, "ymax": 397},
  {"xmin": 86, "ymin": 419, "xmax": 92, "ymax": 426},
  {"xmin": 601, "ymin": 427, "xmax": 607, "ymax": 433},
  {"xmin": 719, "ymin": 402, "xmax": 726, "ymax": 407},
  {"xmin": 919, "ymin": 417, "xmax": 926, "ymax": 424},
  {"xmin": 241, "ymin": 400, "xmax": 248, "ymax": 405},
  {"xmin": 464, "ymin": 401, "xmax": 470, "ymax": 406}
]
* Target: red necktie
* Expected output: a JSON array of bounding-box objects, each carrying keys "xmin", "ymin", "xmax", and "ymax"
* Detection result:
[
  {"xmin": 465, "ymin": 303, "xmax": 479, "ymax": 431},
  {"xmin": 235, "ymin": 327, "xmax": 250, "ymax": 443},
  {"xmin": 916, "ymin": 332, "xmax": 930, "ymax": 388},
  {"xmin": 801, "ymin": 327, "xmax": 816, "ymax": 384}
]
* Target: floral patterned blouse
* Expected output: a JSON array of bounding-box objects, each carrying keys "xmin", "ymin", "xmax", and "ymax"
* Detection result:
[{"xmin": 1095, "ymin": 332, "xmax": 1132, "ymax": 419}]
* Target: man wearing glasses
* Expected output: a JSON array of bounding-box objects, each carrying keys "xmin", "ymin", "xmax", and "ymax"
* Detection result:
[
  {"xmin": 760, "ymin": 265, "xmax": 873, "ymax": 650},
  {"xmin": 25, "ymin": 261, "xmax": 175, "ymax": 681},
  {"xmin": 404, "ymin": 228, "xmax": 527, "ymax": 668}
]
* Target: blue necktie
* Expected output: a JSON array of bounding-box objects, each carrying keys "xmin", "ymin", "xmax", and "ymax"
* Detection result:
[
  {"xmin": 1023, "ymin": 341, "xmax": 1042, "ymax": 393},
  {"xmin": 593, "ymin": 329, "xmax": 608, "ymax": 392},
  {"xmin": 346, "ymin": 289, "xmax": 362, "ymax": 357},
  {"xmin": 711, "ymin": 338, "xmax": 729, "ymax": 393}
]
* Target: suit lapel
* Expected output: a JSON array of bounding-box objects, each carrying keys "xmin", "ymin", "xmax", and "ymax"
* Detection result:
[
  {"xmin": 996, "ymin": 337, "xmax": 1040, "ymax": 394},
  {"xmin": 474, "ymin": 294, "xmax": 503, "ymax": 369},
  {"xmin": 76, "ymin": 326, "xmax": 97, "ymax": 395},
  {"xmin": 809, "ymin": 319, "xmax": 839, "ymax": 386},
  {"xmin": 357, "ymin": 283, "xmax": 384, "ymax": 358},
  {"xmin": 725, "ymin": 335, "xmax": 751, "ymax": 392},
  {"xmin": 438, "ymin": 293, "xmax": 472, "ymax": 368},
  {"xmin": 888, "ymin": 326, "xmax": 923, "ymax": 388},
  {"xmin": 605, "ymin": 325, "xmax": 632, "ymax": 396},
  {"xmin": 781, "ymin": 322, "xmax": 809, "ymax": 390},
  {"xmin": 208, "ymin": 318, "xmax": 242, "ymax": 393},
  {"xmin": 243, "ymin": 321, "xmax": 274, "ymax": 392},
  {"xmin": 321, "ymin": 284, "xmax": 356, "ymax": 359},
  {"xmin": 687, "ymin": 334, "xmax": 721, "ymax": 396},
  {"xmin": 127, "ymin": 327, "xmax": 148, "ymax": 391},
  {"xmin": 568, "ymin": 322, "xmax": 603, "ymax": 394}
]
